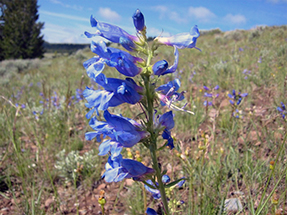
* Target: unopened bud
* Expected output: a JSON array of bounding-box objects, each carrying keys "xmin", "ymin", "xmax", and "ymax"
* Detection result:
[{"xmin": 133, "ymin": 9, "xmax": 145, "ymax": 31}]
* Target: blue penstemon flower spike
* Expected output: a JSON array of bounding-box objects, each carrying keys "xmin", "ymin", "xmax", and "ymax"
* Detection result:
[
  {"xmin": 228, "ymin": 89, "xmax": 248, "ymax": 106},
  {"xmin": 228, "ymin": 89, "xmax": 248, "ymax": 118},
  {"xmin": 277, "ymin": 102, "xmax": 286, "ymax": 120},
  {"xmin": 83, "ymin": 9, "xmax": 200, "ymax": 215},
  {"xmin": 203, "ymin": 85, "xmax": 219, "ymax": 107}
]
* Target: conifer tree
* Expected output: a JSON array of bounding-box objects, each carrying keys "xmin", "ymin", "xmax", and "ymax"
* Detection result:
[{"xmin": 0, "ymin": 0, "xmax": 44, "ymax": 60}]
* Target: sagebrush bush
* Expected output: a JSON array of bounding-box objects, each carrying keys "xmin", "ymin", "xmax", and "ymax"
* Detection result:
[{"xmin": 55, "ymin": 149, "xmax": 100, "ymax": 183}]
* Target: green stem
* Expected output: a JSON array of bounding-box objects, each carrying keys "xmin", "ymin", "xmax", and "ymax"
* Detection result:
[
  {"xmin": 143, "ymin": 74, "xmax": 170, "ymax": 215},
  {"xmin": 150, "ymin": 145, "xmax": 170, "ymax": 215}
]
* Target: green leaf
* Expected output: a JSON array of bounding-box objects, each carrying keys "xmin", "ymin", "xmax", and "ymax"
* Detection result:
[{"xmin": 165, "ymin": 178, "xmax": 187, "ymax": 189}]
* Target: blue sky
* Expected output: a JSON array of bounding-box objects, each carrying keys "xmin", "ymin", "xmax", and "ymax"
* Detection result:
[{"xmin": 38, "ymin": 0, "xmax": 287, "ymax": 44}]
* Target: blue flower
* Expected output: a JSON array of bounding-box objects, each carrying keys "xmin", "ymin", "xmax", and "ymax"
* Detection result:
[
  {"xmin": 277, "ymin": 102, "xmax": 286, "ymax": 119},
  {"xmin": 162, "ymin": 129, "xmax": 174, "ymax": 149},
  {"xmin": 86, "ymin": 110, "xmax": 148, "ymax": 157},
  {"xmin": 145, "ymin": 177, "xmax": 186, "ymax": 199},
  {"xmin": 228, "ymin": 89, "xmax": 248, "ymax": 106},
  {"xmin": 144, "ymin": 179, "xmax": 161, "ymax": 199},
  {"xmin": 176, "ymin": 178, "xmax": 186, "ymax": 188},
  {"xmin": 158, "ymin": 111, "xmax": 175, "ymax": 131},
  {"xmin": 84, "ymin": 41, "xmax": 142, "ymax": 78},
  {"xmin": 156, "ymin": 79, "xmax": 185, "ymax": 105},
  {"xmin": 83, "ymin": 74, "xmax": 142, "ymax": 118},
  {"xmin": 152, "ymin": 47, "xmax": 179, "ymax": 76},
  {"xmin": 152, "ymin": 60, "xmax": 168, "ymax": 76},
  {"xmin": 133, "ymin": 9, "xmax": 145, "ymax": 31},
  {"xmin": 156, "ymin": 25, "xmax": 201, "ymax": 50},
  {"xmin": 156, "ymin": 79, "xmax": 193, "ymax": 114},
  {"xmin": 103, "ymin": 154, "xmax": 154, "ymax": 182},
  {"xmin": 203, "ymin": 85, "xmax": 219, "ymax": 106},
  {"xmin": 153, "ymin": 111, "xmax": 175, "ymax": 149},
  {"xmin": 162, "ymin": 174, "xmax": 171, "ymax": 183},
  {"xmin": 83, "ymin": 74, "xmax": 142, "ymax": 119},
  {"xmin": 146, "ymin": 207, "xmax": 158, "ymax": 215},
  {"xmin": 85, "ymin": 16, "xmax": 138, "ymax": 51},
  {"xmin": 156, "ymin": 79, "xmax": 183, "ymax": 100}
]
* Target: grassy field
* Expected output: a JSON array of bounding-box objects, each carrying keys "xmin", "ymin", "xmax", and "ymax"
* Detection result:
[{"xmin": 0, "ymin": 25, "xmax": 287, "ymax": 215}]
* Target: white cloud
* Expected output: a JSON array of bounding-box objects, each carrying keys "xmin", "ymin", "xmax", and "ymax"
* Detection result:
[
  {"xmin": 152, "ymin": 5, "xmax": 168, "ymax": 19},
  {"xmin": 42, "ymin": 23, "xmax": 94, "ymax": 43},
  {"xmin": 98, "ymin": 7, "xmax": 121, "ymax": 22},
  {"xmin": 147, "ymin": 27, "xmax": 171, "ymax": 37},
  {"xmin": 188, "ymin": 7, "xmax": 216, "ymax": 22},
  {"xmin": 169, "ymin": 11, "xmax": 187, "ymax": 24},
  {"xmin": 224, "ymin": 14, "xmax": 246, "ymax": 25},
  {"xmin": 152, "ymin": 5, "xmax": 186, "ymax": 23},
  {"xmin": 40, "ymin": 10, "xmax": 89, "ymax": 22},
  {"xmin": 50, "ymin": 0, "xmax": 83, "ymax": 11}
]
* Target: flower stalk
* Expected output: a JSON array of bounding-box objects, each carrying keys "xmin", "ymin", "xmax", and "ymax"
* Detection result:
[{"xmin": 142, "ymin": 51, "xmax": 170, "ymax": 213}]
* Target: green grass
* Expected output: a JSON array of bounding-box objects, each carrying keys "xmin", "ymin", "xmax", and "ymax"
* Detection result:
[{"xmin": 0, "ymin": 25, "xmax": 287, "ymax": 214}]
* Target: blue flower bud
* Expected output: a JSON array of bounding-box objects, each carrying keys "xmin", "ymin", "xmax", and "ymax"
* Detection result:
[
  {"xmin": 146, "ymin": 208, "xmax": 157, "ymax": 215},
  {"xmin": 133, "ymin": 9, "xmax": 145, "ymax": 31},
  {"xmin": 162, "ymin": 175, "xmax": 171, "ymax": 183},
  {"xmin": 153, "ymin": 60, "xmax": 168, "ymax": 76}
]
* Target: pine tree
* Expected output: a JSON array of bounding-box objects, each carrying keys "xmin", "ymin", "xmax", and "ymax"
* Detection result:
[{"xmin": 0, "ymin": 0, "xmax": 44, "ymax": 60}]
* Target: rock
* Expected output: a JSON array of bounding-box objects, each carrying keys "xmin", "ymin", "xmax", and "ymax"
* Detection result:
[
  {"xmin": 45, "ymin": 198, "xmax": 54, "ymax": 208},
  {"xmin": 224, "ymin": 198, "xmax": 243, "ymax": 213},
  {"xmin": 96, "ymin": 183, "xmax": 107, "ymax": 191},
  {"xmin": 125, "ymin": 179, "xmax": 134, "ymax": 186}
]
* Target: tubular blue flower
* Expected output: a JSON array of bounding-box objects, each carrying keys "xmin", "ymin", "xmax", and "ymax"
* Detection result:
[
  {"xmin": 156, "ymin": 79, "xmax": 185, "ymax": 106},
  {"xmin": 144, "ymin": 179, "xmax": 161, "ymax": 199},
  {"xmin": 85, "ymin": 110, "xmax": 148, "ymax": 157},
  {"xmin": 277, "ymin": 102, "xmax": 286, "ymax": 119},
  {"xmin": 162, "ymin": 129, "xmax": 174, "ymax": 149},
  {"xmin": 83, "ymin": 74, "xmax": 142, "ymax": 118},
  {"xmin": 153, "ymin": 111, "xmax": 175, "ymax": 149},
  {"xmin": 153, "ymin": 47, "xmax": 179, "ymax": 76},
  {"xmin": 176, "ymin": 178, "xmax": 186, "ymax": 188},
  {"xmin": 156, "ymin": 25, "xmax": 201, "ymax": 50},
  {"xmin": 133, "ymin": 9, "xmax": 145, "ymax": 31},
  {"xmin": 158, "ymin": 111, "xmax": 175, "ymax": 131},
  {"xmin": 146, "ymin": 208, "xmax": 158, "ymax": 215},
  {"xmin": 85, "ymin": 16, "xmax": 138, "ymax": 51},
  {"xmin": 84, "ymin": 41, "xmax": 142, "ymax": 79},
  {"xmin": 103, "ymin": 155, "xmax": 154, "ymax": 182},
  {"xmin": 156, "ymin": 79, "xmax": 182, "ymax": 98},
  {"xmin": 228, "ymin": 89, "xmax": 248, "ymax": 106},
  {"xmin": 153, "ymin": 60, "xmax": 168, "ymax": 76},
  {"xmin": 109, "ymin": 50, "xmax": 142, "ymax": 77},
  {"xmin": 156, "ymin": 80, "xmax": 193, "ymax": 114},
  {"xmin": 204, "ymin": 92, "xmax": 213, "ymax": 98}
]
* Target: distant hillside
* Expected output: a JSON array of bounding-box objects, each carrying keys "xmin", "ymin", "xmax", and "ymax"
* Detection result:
[{"xmin": 44, "ymin": 42, "xmax": 89, "ymax": 54}]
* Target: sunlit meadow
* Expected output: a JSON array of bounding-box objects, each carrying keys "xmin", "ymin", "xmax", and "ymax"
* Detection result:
[{"xmin": 0, "ymin": 12, "xmax": 287, "ymax": 215}]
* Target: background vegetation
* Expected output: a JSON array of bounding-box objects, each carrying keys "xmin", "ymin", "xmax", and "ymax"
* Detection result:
[{"xmin": 0, "ymin": 25, "xmax": 287, "ymax": 215}]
